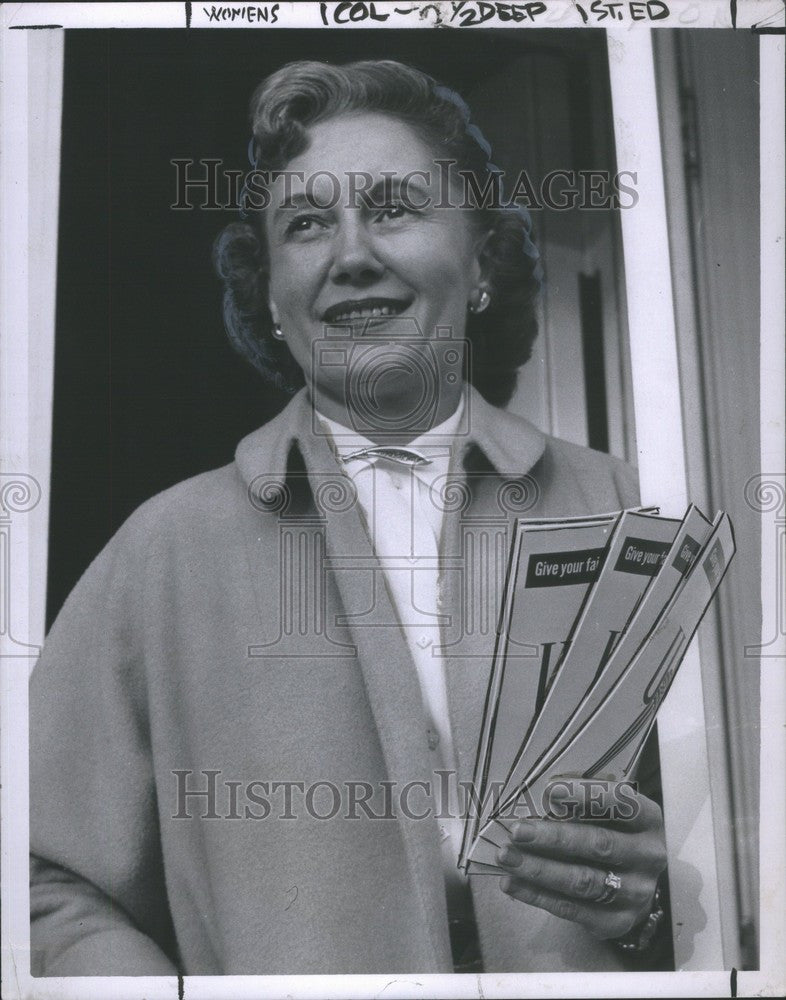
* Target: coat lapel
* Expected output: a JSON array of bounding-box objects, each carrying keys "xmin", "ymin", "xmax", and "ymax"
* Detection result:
[{"xmin": 279, "ymin": 397, "xmax": 452, "ymax": 968}]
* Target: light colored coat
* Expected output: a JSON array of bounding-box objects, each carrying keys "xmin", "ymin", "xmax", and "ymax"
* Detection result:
[{"xmin": 30, "ymin": 386, "xmax": 640, "ymax": 975}]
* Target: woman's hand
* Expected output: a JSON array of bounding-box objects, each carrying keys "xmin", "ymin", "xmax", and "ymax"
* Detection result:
[{"xmin": 496, "ymin": 783, "xmax": 667, "ymax": 940}]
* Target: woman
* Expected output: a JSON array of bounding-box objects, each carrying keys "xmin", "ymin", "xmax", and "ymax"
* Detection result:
[{"xmin": 30, "ymin": 59, "xmax": 668, "ymax": 976}]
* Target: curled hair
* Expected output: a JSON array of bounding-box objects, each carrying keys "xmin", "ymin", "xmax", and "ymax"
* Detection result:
[{"xmin": 213, "ymin": 60, "xmax": 540, "ymax": 406}]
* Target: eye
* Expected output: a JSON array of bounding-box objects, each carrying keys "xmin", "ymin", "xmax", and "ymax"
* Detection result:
[
  {"xmin": 284, "ymin": 214, "xmax": 325, "ymax": 237},
  {"xmin": 376, "ymin": 202, "xmax": 411, "ymax": 222}
]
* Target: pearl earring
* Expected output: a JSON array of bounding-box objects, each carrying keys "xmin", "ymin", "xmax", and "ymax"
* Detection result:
[
  {"xmin": 272, "ymin": 324, "xmax": 285, "ymax": 340},
  {"xmin": 469, "ymin": 289, "xmax": 491, "ymax": 314}
]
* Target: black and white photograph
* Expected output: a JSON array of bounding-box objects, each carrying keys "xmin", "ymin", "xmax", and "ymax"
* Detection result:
[{"xmin": 1, "ymin": 2, "xmax": 784, "ymax": 997}]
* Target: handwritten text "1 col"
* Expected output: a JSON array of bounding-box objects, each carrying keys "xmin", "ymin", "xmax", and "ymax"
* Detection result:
[{"xmin": 319, "ymin": 2, "xmax": 548, "ymax": 26}]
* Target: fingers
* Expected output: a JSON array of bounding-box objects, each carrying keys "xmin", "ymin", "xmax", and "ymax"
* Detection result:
[
  {"xmin": 599, "ymin": 794, "xmax": 663, "ymax": 834},
  {"xmin": 507, "ymin": 816, "xmax": 667, "ymax": 875},
  {"xmin": 497, "ymin": 844, "xmax": 655, "ymax": 912},
  {"xmin": 495, "ymin": 785, "xmax": 667, "ymax": 934},
  {"xmin": 500, "ymin": 878, "xmax": 642, "ymax": 940},
  {"xmin": 543, "ymin": 782, "xmax": 664, "ymax": 834}
]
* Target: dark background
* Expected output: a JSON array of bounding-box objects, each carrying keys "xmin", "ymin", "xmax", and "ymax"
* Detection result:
[{"xmin": 48, "ymin": 28, "xmax": 609, "ymax": 626}]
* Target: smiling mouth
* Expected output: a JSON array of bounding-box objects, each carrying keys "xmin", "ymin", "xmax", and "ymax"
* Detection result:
[{"xmin": 322, "ymin": 297, "xmax": 413, "ymax": 324}]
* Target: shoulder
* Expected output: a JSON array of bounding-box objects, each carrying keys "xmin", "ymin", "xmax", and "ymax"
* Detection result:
[
  {"xmin": 535, "ymin": 432, "xmax": 641, "ymax": 514},
  {"xmin": 469, "ymin": 388, "xmax": 639, "ymax": 514},
  {"xmin": 47, "ymin": 396, "xmax": 306, "ymax": 632},
  {"xmin": 123, "ymin": 462, "xmax": 245, "ymax": 536},
  {"xmin": 124, "ymin": 392, "xmax": 310, "ymax": 540},
  {"xmin": 48, "ymin": 463, "xmax": 245, "ymax": 623},
  {"xmin": 76, "ymin": 464, "xmax": 246, "ymax": 586},
  {"xmin": 545, "ymin": 433, "xmax": 638, "ymax": 487}
]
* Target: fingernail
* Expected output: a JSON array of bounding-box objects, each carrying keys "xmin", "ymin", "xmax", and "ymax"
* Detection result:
[
  {"xmin": 513, "ymin": 821, "xmax": 538, "ymax": 842},
  {"xmin": 499, "ymin": 844, "xmax": 522, "ymax": 867},
  {"xmin": 500, "ymin": 876, "xmax": 513, "ymax": 894}
]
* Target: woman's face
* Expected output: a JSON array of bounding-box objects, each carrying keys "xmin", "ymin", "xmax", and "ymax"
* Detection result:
[{"xmin": 263, "ymin": 111, "xmax": 485, "ymax": 435}]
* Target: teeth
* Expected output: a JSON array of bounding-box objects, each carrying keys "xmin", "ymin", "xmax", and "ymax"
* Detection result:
[{"xmin": 330, "ymin": 304, "xmax": 401, "ymax": 322}]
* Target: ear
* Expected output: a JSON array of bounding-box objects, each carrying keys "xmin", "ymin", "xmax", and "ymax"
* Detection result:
[
  {"xmin": 268, "ymin": 298, "xmax": 280, "ymax": 324},
  {"xmin": 470, "ymin": 226, "xmax": 494, "ymax": 288}
]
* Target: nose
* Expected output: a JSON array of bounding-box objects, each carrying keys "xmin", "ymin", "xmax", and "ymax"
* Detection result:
[{"xmin": 328, "ymin": 216, "xmax": 384, "ymax": 286}]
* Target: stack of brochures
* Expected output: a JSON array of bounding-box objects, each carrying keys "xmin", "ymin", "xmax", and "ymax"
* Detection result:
[{"xmin": 460, "ymin": 504, "xmax": 735, "ymax": 875}]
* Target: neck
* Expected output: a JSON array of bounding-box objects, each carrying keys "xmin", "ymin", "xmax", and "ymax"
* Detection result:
[{"xmin": 311, "ymin": 384, "xmax": 464, "ymax": 445}]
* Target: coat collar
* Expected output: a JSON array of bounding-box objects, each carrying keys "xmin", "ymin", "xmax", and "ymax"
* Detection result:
[{"xmin": 235, "ymin": 384, "xmax": 546, "ymax": 498}]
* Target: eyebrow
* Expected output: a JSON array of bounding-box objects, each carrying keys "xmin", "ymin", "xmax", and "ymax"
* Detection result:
[
  {"xmin": 362, "ymin": 176, "xmax": 430, "ymax": 206},
  {"xmin": 272, "ymin": 191, "xmax": 316, "ymax": 220}
]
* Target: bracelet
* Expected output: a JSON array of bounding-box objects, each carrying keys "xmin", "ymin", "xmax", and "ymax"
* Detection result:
[{"xmin": 613, "ymin": 883, "xmax": 666, "ymax": 953}]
